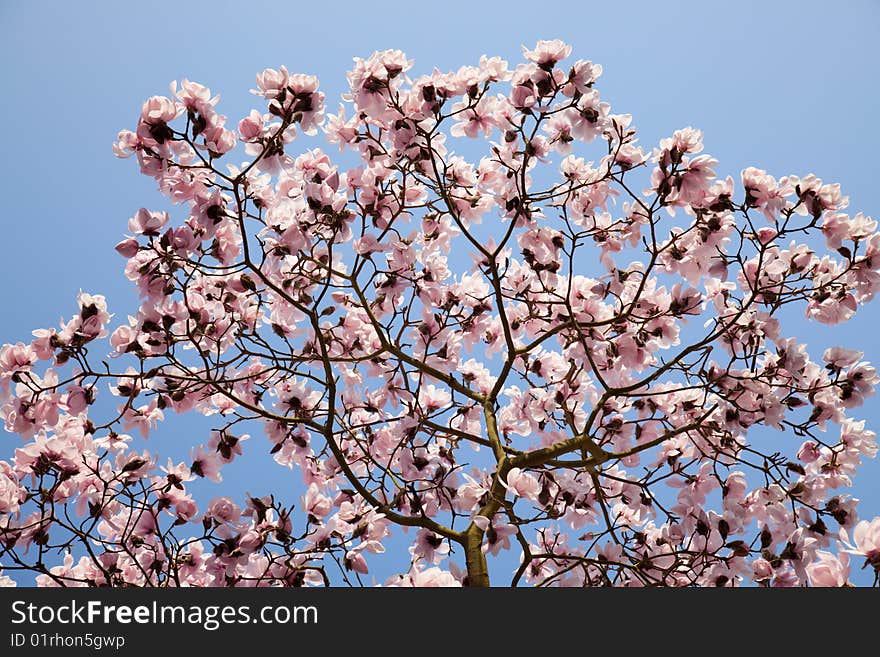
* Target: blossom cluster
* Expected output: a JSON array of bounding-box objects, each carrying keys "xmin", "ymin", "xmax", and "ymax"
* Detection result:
[{"xmin": 1, "ymin": 40, "xmax": 879, "ymax": 587}]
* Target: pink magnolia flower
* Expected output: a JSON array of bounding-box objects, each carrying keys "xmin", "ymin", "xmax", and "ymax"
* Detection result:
[
  {"xmin": 405, "ymin": 565, "xmax": 461, "ymax": 587},
  {"xmin": 201, "ymin": 123, "xmax": 236, "ymax": 155},
  {"xmin": 806, "ymin": 291, "xmax": 858, "ymax": 325},
  {"xmin": 409, "ymin": 529, "xmax": 451, "ymax": 565},
  {"xmin": 140, "ymin": 95, "xmax": 178, "ymax": 124},
  {"xmin": 138, "ymin": 96, "xmax": 179, "ymax": 146},
  {"xmin": 114, "ymin": 237, "xmax": 139, "ymax": 258},
  {"xmin": 0, "ymin": 342, "xmax": 36, "ymax": 377},
  {"xmin": 189, "ymin": 446, "xmax": 224, "ymax": 482},
  {"xmin": 472, "ymin": 516, "xmax": 516, "ymax": 556},
  {"xmin": 676, "ymin": 154, "xmax": 718, "ymax": 205},
  {"xmin": 75, "ymin": 292, "xmax": 110, "ymax": 342},
  {"xmin": 64, "ymin": 385, "xmax": 90, "ymax": 415},
  {"xmin": 522, "ymin": 39, "xmax": 572, "ymax": 67},
  {"xmin": 120, "ymin": 400, "xmax": 163, "ymax": 439},
  {"xmin": 302, "ymin": 484, "xmax": 332, "ymax": 520},
  {"xmin": 114, "ymin": 450, "xmax": 155, "ymax": 482},
  {"xmin": 160, "ymin": 459, "xmax": 195, "ymax": 486},
  {"xmin": 286, "ymin": 73, "xmax": 324, "ymax": 134},
  {"xmin": 842, "ymin": 517, "xmax": 880, "ymax": 565},
  {"xmin": 324, "ymin": 104, "xmax": 359, "ymax": 148},
  {"xmin": 807, "ymin": 551, "xmax": 850, "ymax": 587},
  {"xmin": 563, "ymin": 60, "xmax": 603, "ymax": 96},
  {"xmin": 128, "ymin": 208, "xmax": 169, "ymax": 236},
  {"xmin": 385, "ymin": 565, "xmax": 457, "ymax": 587},
  {"xmin": 112, "ymin": 129, "xmax": 139, "ymax": 158},
  {"xmin": 253, "ymin": 66, "xmax": 289, "ymax": 99},
  {"xmin": 238, "ymin": 109, "xmax": 264, "ymax": 141},
  {"xmin": 164, "ymin": 488, "xmax": 198, "ymax": 522},
  {"xmin": 840, "ymin": 363, "xmax": 878, "ymax": 409},
  {"xmin": 741, "ymin": 166, "xmax": 790, "ymax": 220},
  {"xmin": 659, "ymin": 126, "xmax": 704, "ymax": 157},
  {"xmin": 823, "ymin": 346, "xmax": 863, "ymax": 369},
  {"xmin": 797, "ymin": 441, "xmax": 821, "ymax": 463},
  {"xmin": 344, "ymin": 548, "xmax": 370, "ymax": 575},
  {"xmin": 205, "ymin": 496, "xmax": 241, "ymax": 524},
  {"xmin": 171, "ymin": 79, "xmax": 218, "ymax": 114},
  {"xmin": 502, "ymin": 467, "xmax": 541, "ymax": 500},
  {"xmin": 0, "ymin": 461, "xmax": 23, "ymax": 514},
  {"xmin": 417, "ymin": 384, "xmax": 452, "ymax": 414},
  {"xmin": 208, "ymin": 430, "xmax": 248, "ymax": 463}
]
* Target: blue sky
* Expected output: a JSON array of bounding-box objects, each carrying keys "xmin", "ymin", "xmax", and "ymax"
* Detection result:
[{"xmin": 1, "ymin": 0, "xmax": 878, "ymax": 584}]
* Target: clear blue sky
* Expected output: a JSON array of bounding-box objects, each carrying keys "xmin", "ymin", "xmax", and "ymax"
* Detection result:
[{"xmin": 1, "ymin": 0, "xmax": 878, "ymax": 584}]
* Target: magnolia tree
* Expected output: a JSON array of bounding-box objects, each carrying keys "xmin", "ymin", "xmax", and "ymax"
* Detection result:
[{"xmin": 1, "ymin": 41, "xmax": 879, "ymax": 588}]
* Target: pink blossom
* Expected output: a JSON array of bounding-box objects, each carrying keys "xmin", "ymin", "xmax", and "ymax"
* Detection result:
[
  {"xmin": 344, "ymin": 548, "xmax": 370, "ymax": 575},
  {"xmin": 189, "ymin": 447, "xmax": 223, "ymax": 482},
  {"xmin": 140, "ymin": 95, "xmax": 178, "ymax": 124},
  {"xmin": 238, "ymin": 109, "xmax": 264, "ymax": 141},
  {"xmin": 823, "ymin": 346, "xmax": 863, "ymax": 369},
  {"xmin": 742, "ymin": 166, "xmax": 789, "ymax": 220},
  {"xmin": 171, "ymin": 79, "xmax": 217, "ymax": 114},
  {"xmin": 253, "ymin": 66, "xmax": 289, "ymax": 99},
  {"xmin": 205, "ymin": 496, "xmax": 241, "ymax": 524},
  {"xmin": 522, "ymin": 39, "xmax": 572, "ymax": 67},
  {"xmin": 839, "ymin": 419, "xmax": 877, "ymax": 459},
  {"xmin": 163, "ymin": 488, "xmax": 198, "ymax": 521},
  {"xmin": 806, "ymin": 291, "xmax": 857, "ymax": 325},
  {"xmin": 563, "ymin": 60, "xmax": 603, "ymax": 96},
  {"xmin": 417, "ymin": 384, "xmax": 451, "ymax": 413},
  {"xmin": 303, "ymin": 484, "xmax": 332, "ymax": 519},
  {"xmin": 797, "ymin": 441, "xmax": 821, "ymax": 463},
  {"xmin": 128, "ymin": 208, "xmax": 168, "ymax": 236},
  {"xmin": 0, "ymin": 461, "xmax": 23, "ymax": 514},
  {"xmin": 659, "ymin": 126, "xmax": 703, "ymax": 157},
  {"xmin": 160, "ymin": 459, "xmax": 195, "ymax": 485},
  {"xmin": 121, "ymin": 400, "xmax": 163, "ymax": 439},
  {"xmin": 286, "ymin": 73, "xmax": 324, "ymax": 134},
  {"xmin": 842, "ymin": 517, "xmax": 880, "ymax": 565},
  {"xmin": 114, "ymin": 450, "xmax": 154, "ymax": 482},
  {"xmin": 387, "ymin": 565, "xmax": 461, "ymax": 587},
  {"xmin": 64, "ymin": 385, "xmax": 90, "ymax": 415},
  {"xmin": 0, "ymin": 343, "xmax": 36, "ymax": 377},
  {"xmin": 409, "ymin": 529, "xmax": 450, "ymax": 565},
  {"xmin": 201, "ymin": 123, "xmax": 236, "ymax": 155},
  {"xmin": 502, "ymin": 467, "xmax": 541, "ymax": 500},
  {"xmin": 112, "ymin": 129, "xmax": 139, "ymax": 158},
  {"xmin": 208, "ymin": 430, "xmax": 248, "ymax": 463},
  {"xmin": 114, "ymin": 237, "xmax": 139, "ymax": 258},
  {"xmin": 807, "ymin": 551, "xmax": 850, "ymax": 587},
  {"xmin": 473, "ymin": 518, "xmax": 516, "ymax": 556}
]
